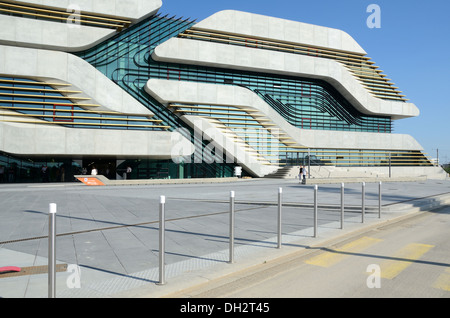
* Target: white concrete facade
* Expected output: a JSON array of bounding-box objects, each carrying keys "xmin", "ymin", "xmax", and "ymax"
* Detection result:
[
  {"xmin": 146, "ymin": 79, "xmax": 425, "ymax": 177},
  {"xmin": 22, "ymin": 0, "xmax": 162, "ymax": 20},
  {"xmin": 0, "ymin": 4, "xmax": 442, "ymax": 180},
  {"xmin": 147, "ymin": 79, "xmax": 423, "ymax": 151},
  {"xmin": 0, "ymin": 0, "xmax": 162, "ymax": 51},
  {"xmin": 146, "ymin": 10, "xmax": 442, "ymax": 179},
  {"xmin": 0, "ymin": 15, "xmax": 115, "ymax": 52},
  {"xmin": 0, "ymin": 45, "xmax": 154, "ymax": 116},
  {"xmin": 0, "ymin": 0, "xmax": 193, "ymax": 161},
  {"xmin": 153, "ymin": 38, "xmax": 419, "ymax": 120},
  {"xmin": 193, "ymin": 10, "xmax": 367, "ymax": 55},
  {"xmin": 0, "ymin": 118, "xmax": 193, "ymax": 159}
]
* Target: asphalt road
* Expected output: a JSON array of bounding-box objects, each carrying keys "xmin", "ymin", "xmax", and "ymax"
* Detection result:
[{"xmin": 170, "ymin": 205, "xmax": 450, "ymax": 298}]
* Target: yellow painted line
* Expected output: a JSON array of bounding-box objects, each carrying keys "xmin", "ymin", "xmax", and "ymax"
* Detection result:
[
  {"xmin": 380, "ymin": 243, "xmax": 434, "ymax": 279},
  {"xmin": 305, "ymin": 236, "xmax": 382, "ymax": 268},
  {"xmin": 432, "ymin": 268, "xmax": 450, "ymax": 292}
]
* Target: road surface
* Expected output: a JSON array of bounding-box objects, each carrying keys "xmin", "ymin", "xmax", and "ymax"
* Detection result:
[{"xmin": 169, "ymin": 206, "xmax": 450, "ymax": 298}]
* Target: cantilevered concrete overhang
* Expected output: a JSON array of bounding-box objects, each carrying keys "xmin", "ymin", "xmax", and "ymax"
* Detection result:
[
  {"xmin": 152, "ymin": 9, "xmax": 419, "ymax": 120},
  {"xmin": 0, "ymin": 0, "xmax": 162, "ymax": 52},
  {"xmin": 146, "ymin": 79, "xmax": 423, "ymax": 151},
  {"xmin": 152, "ymin": 38, "xmax": 419, "ymax": 120},
  {"xmin": 0, "ymin": 118, "xmax": 193, "ymax": 159}
]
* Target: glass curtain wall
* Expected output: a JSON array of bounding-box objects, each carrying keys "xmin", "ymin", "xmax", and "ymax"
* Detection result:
[{"xmin": 75, "ymin": 14, "xmax": 237, "ymax": 179}]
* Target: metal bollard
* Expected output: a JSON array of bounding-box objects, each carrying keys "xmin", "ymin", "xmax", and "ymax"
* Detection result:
[
  {"xmin": 362, "ymin": 182, "xmax": 365, "ymax": 223},
  {"xmin": 340, "ymin": 183, "xmax": 344, "ymax": 229},
  {"xmin": 229, "ymin": 191, "xmax": 235, "ymax": 263},
  {"xmin": 158, "ymin": 195, "xmax": 166, "ymax": 285},
  {"xmin": 378, "ymin": 181, "xmax": 382, "ymax": 218},
  {"xmin": 277, "ymin": 187, "xmax": 282, "ymax": 249},
  {"xmin": 314, "ymin": 185, "xmax": 318, "ymax": 238},
  {"xmin": 48, "ymin": 203, "xmax": 56, "ymax": 298}
]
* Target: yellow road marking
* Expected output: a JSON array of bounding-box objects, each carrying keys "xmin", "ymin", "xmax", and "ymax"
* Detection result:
[
  {"xmin": 380, "ymin": 243, "xmax": 434, "ymax": 279},
  {"xmin": 305, "ymin": 236, "xmax": 382, "ymax": 268},
  {"xmin": 432, "ymin": 267, "xmax": 450, "ymax": 292}
]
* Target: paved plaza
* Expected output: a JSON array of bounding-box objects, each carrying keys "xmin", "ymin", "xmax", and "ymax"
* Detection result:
[{"xmin": 0, "ymin": 178, "xmax": 449, "ymax": 298}]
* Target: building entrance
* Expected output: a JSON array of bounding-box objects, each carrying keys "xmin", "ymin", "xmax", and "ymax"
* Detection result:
[{"xmin": 82, "ymin": 159, "xmax": 116, "ymax": 179}]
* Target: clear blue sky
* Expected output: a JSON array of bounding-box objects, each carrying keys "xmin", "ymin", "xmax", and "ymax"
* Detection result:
[{"xmin": 159, "ymin": 0, "xmax": 450, "ymax": 164}]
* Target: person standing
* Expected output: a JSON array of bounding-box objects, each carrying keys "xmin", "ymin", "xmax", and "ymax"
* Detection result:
[
  {"xmin": 299, "ymin": 166, "xmax": 303, "ymax": 183},
  {"xmin": 302, "ymin": 166, "xmax": 307, "ymax": 184},
  {"xmin": 8, "ymin": 165, "xmax": 15, "ymax": 183},
  {"xmin": 41, "ymin": 165, "xmax": 49, "ymax": 182}
]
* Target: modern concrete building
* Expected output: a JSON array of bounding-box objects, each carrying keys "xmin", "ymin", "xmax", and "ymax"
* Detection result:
[{"xmin": 0, "ymin": 0, "xmax": 446, "ymax": 182}]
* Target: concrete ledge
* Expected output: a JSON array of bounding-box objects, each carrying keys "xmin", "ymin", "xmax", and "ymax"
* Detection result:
[
  {"xmin": 75, "ymin": 174, "xmax": 426, "ymax": 186},
  {"xmin": 75, "ymin": 175, "xmax": 240, "ymax": 186},
  {"xmin": 302, "ymin": 176, "xmax": 427, "ymax": 184},
  {"xmin": 383, "ymin": 192, "xmax": 450, "ymax": 213}
]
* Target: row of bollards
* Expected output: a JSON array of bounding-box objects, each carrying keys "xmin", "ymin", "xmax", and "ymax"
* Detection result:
[
  {"xmin": 314, "ymin": 182, "xmax": 382, "ymax": 237},
  {"xmin": 46, "ymin": 181, "xmax": 382, "ymax": 296}
]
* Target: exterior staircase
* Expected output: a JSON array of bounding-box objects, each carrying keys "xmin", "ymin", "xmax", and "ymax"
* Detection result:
[{"xmin": 265, "ymin": 166, "xmax": 300, "ymax": 179}]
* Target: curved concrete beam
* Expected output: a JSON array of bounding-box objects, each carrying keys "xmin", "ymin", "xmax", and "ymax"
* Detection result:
[
  {"xmin": 0, "ymin": 15, "xmax": 115, "ymax": 52},
  {"xmin": 194, "ymin": 10, "xmax": 366, "ymax": 55},
  {"xmin": 0, "ymin": 115, "xmax": 193, "ymax": 159},
  {"xmin": 16, "ymin": 0, "xmax": 162, "ymax": 21},
  {"xmin": 0, "ymin": 44, "xmax": 153, "ymax": 116},
  {"xmin": 152, "ymin": 38, "xmax": 419, "ymax": 119},
  {"xmin": 145, "ymin": 79, "xmax": 423, "ymax": 151},
  {"xmin": 0, "ymin": 0, "xmax": 162, "ymax": 51}
]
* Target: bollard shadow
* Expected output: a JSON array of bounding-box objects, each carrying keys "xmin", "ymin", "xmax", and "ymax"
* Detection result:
[
  {"xmin": 300, "ymin": 245, "xmax": 450, "ymax": 268},
  {"xmin": 76, "ymin": 264, "xmax": 158, "ymax": 284},
  {"xmin": 272, "ymin": 242, "xmax": 450, "ymax": 269},
  {"xmin": 151, "ymin": 249, "xmax": 229, "ymax": 264},
  {"xmin": 205, "ymin": 236, "xmax": 277, "ymax": 249}
]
